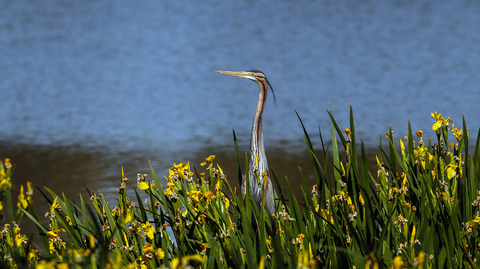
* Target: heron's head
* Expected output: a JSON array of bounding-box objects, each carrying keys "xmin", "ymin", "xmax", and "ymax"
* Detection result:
[
  {"xmin": 215, "ymin": 70, "xmax": 262, "ymax": 82},
  {"xmin": 216, "ymin": 70, "xmax": 276, "ymax": 105}
]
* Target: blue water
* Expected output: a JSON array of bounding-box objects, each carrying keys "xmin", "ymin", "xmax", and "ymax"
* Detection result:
[
  {"xmin": 1, "ymin": 0, "xmax": 480, "ymax": 156},
  {"xmin": 2, "ymin": 1, "xmax": 480, "ymax": 241}
]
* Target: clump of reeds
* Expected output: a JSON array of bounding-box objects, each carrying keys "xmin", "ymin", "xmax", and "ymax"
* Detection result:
[{"xmin": 1, "ymin": 107, "xmax": 479, "ymax": 268}]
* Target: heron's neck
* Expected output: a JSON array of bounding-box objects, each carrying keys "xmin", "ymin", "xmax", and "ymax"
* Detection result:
[{"xmin": 249, "ymin": 87, "xmax": 268, "ymax": 177}]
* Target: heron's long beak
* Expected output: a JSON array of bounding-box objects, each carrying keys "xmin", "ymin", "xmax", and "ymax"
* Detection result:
[{"xmin": 216, "ymin": 70, "xmax": 250, "ymax": 79}]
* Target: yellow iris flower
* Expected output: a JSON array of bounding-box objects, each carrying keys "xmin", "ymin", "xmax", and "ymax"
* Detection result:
[
  {"xmin": 138, "ymin": 181, "xmax": 150, "ymax": 190},
  {"xmin": 452, "ymin": 127, "xmax": 468, "ymax": 142},
  {"xmin": 17, "ymin": 185, "xmax": 28, "ymax": 209},
  {"xmin": 446, "ymin": 163, "xmax": 462, "ymax": 179},
  {"xmin": 187, "ymin": 190, "xmax": 202, "ymax": 204},
  {"xmin": 156, "ymin": 248, "xmax": 165, "ymax": 259},
  {"xmin": 345, "ymin": 127, "xmax": 352, "ymax": 137},
  {"xmin": 141, "ymin": 221, "xmax": 155, "ymax": 240},
  {"xmin": 414, "ymin": 145, "xmax": 433, "ymax": 169},
  {"xmin": 201, "ymin": 155, "xmax": 215, "ymax": 166},
  {"xmin": 143, "ymin": 242, "xmax": 153, "ymax": 253},
  {"xmin": 431, "ymin": 111, "xmax": 453, "ymax": 131},
  {"xmin": 47, "ymin": 230, "xmax": 65, "ymax": 253}
]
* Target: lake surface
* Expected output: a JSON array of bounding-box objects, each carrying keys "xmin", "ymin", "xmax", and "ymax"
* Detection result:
[{"xmin": 1, "ymin": 0, "xmax": 480, "ymax": 223}]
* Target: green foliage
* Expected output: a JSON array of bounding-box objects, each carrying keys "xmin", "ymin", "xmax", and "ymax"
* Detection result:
[
  {"xmin": 1, "ymin": 108, "xmax": 480, "ymax": 268},
  {"xmin": 0, "ymin": 159, "xmax": 39, "ymax": 268}
]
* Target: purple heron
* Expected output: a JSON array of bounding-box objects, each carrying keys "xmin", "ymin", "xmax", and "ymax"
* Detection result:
[{"xmin": 216, "ymin": 70, "xmax": 276, "ymax": 216}]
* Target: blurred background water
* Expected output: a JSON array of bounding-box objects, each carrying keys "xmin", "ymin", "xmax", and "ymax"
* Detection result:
[{"xmin": 1, "ymin": 0, "xmax": 479, "ymax": 231}]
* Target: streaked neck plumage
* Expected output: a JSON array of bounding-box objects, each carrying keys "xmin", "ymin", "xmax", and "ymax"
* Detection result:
[{"xmin": 249, "ymin": 79, "xmax": 269, "ymax": 181}]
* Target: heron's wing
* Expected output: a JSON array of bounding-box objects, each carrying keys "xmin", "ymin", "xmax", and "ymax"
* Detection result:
[
  {"xmin": 242, "ymin": 173, "xmax": 275, "ymax": 216},
  {"xmin": 263, "ymin": 175, "xmax": 275, "ymax": 216}
]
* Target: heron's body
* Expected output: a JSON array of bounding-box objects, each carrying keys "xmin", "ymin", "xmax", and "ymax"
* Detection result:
[{"xmin": 216, "ymin": 70, "xmax": 276, "ymax": 216}]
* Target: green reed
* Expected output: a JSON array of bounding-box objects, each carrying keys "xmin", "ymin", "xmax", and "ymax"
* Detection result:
[{"xmin": 1, "ymin": 107, "xmax": 479, "ymax": 268}]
